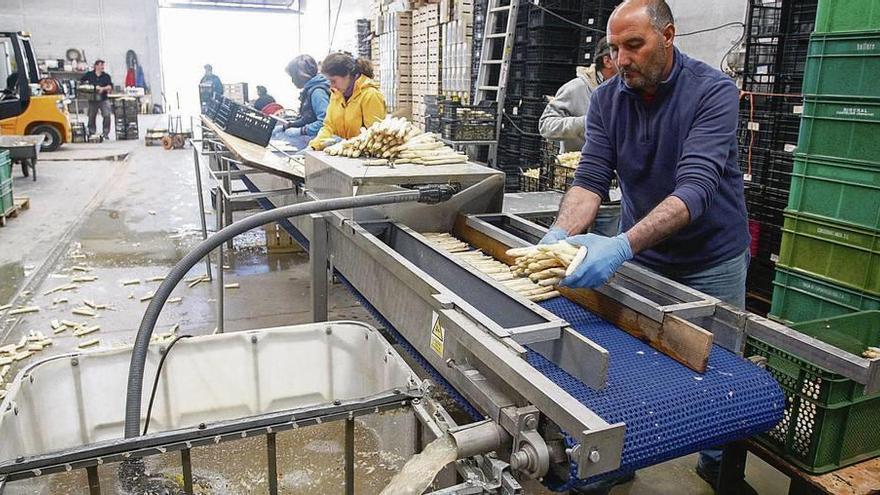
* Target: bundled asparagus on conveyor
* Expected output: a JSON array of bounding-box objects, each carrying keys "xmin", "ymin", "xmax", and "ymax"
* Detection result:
[
  {"xmin": 506, "ymin": 242, "xmax": 587, "ymax": 289},
  {"xmin": 324, "ymin": 116, "xmax": 468, "ymax": 165},
  {"xmin": 421, "ymin": 233, "xmax": 561, "ymax": 302}
]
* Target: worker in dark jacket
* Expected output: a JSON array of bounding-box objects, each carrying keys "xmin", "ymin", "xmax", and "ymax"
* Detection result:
[
  {"xmin": 273, "ymin": 55, "xmax": 331, "ymax": 145},
  {"xmin": 543, "ymin": 3, "xmax": 751, "ymax": 490},
  {"xmin": 251, "ymin": 85, "xmax": 275, "ymax": 111},
  {"xmin": 199, "ymin": 64, "xmax": 223, "ymax": 109},
  {"xmin": 80, "ymin": 60, "xmax": 113, "ymax": 138}
]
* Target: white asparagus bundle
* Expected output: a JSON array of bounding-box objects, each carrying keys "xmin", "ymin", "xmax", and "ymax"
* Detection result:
[
  {"xmin": 324, "ymin": 116, "xmax": 467, "ymax": 165},
  {"xmin": 864, "ymin": 347, "xmax": 880, "ymax": 359},
  {"xmin": 420, "ymin": 233, "xmax": 563, "ymax": 302},
  {"xmin": 506, "ymin": 242, "xmax": 582, "ymax": 291}
]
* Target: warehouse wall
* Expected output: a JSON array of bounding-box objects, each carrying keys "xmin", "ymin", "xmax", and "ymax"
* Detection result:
[
  {"xmin": 667, "ymin": 0, "xmax": 749, "ymax": 69},
  {"xmin": 299, "ymin": 1, "xmax": 371, "ymax": 58},
  {"xmin": 0, "ymin": 0, "xmax": 163, "ymax": 107}
]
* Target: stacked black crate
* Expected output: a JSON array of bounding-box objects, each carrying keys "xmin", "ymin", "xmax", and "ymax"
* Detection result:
[
  {"xmin": 578, "ymin": 0, "xmax": 620, "ymax": 66},
  {"xmin": 470, "ymin": 0, "xmax": 490, "ymax": 104},
  {"xmin": 113, "ymin": 97, "xmax": 139, "ymax": 140},
  {"xmin": 357, "ymin": 19, "xmax": 372, "ymax": 59},
  {"xmin": 496, "ymin": 0, "xmax": 582, "ymax": 191},
  {"xmin": 739, "ymin": 0, "xmax": 817, "ymax": 310}
]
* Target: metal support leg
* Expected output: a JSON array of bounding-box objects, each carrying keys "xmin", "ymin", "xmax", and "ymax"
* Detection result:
[
  {"xmin": 192, "ymin": 146, "xmax": 212, "ymax": 281},
  {"xmin": 267, "ymin": 433, "xmax": 279, "ymax": 495},
  {"xmin": 86, "ymin": 465, "xmax": 101, "ymax": 495},
  {"xmin": 345, "ymin": 418, "xmax": 355, "ymax": 495},
  {"xmin": 717, "ymin": 442, "xmax": 748, "ymax": 495},
  {"xmin": 310, "ymin": 215, "xmax": 329, "ymax": 323},
  {"xmin": 222, "ymin": 159, "xmax": 234, "ymax": 249},
  {"xmin": 216, "ymin": 194, "xmax": 225, "ymax": 334},
  {"xmin": 181, "ymin": 448, "xmax": 194, "ymax": 495}
]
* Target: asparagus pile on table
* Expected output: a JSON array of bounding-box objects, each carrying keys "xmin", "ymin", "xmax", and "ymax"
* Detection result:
[{"xmin": 324, "ymin": 116, "xmax": 468, "ymax": 165}]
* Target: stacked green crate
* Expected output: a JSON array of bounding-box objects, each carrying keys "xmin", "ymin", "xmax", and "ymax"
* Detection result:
[
  {"xmin": 771, "ymin": 5, "xmax": 880, "ymax": 324},
  {"xmin": 0, "ymin": 150, "xmax": 11, "ymax": 215}
]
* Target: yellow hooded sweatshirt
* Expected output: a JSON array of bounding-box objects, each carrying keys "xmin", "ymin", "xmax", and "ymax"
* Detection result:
[{"xmin": 309, "ymin": 75, "xmax": 387, "ymax": 150}]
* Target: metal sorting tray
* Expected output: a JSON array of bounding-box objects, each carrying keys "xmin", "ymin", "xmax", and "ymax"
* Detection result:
[{"xmin": 0, "ymin": 323, "xmax": 420, "ymax": 477}]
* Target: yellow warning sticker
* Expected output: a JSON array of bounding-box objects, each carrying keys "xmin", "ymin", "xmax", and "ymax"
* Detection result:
[{"xmin": 430, "ymin": 312, "xmax": 445, "ymax": 358}]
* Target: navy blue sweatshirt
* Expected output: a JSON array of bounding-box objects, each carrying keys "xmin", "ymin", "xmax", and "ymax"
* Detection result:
[{"xmin": 573, "ymin": 48, "xmax": 749, "ymax": 271}]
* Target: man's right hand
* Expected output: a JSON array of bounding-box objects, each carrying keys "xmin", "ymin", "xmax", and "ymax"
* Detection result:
[{"xmin": 539, "ymin": 227, "xmax": 568, "ymax": 245}]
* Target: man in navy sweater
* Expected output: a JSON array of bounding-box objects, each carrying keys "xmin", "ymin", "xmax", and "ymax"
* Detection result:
[{"xmin": 542, "ymin": 0, "xmax": 750, "ymax": 491}]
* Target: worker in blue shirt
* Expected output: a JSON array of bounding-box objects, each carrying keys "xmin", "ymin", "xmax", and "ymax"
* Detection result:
[
  {"xmin": 543, "ymin": 2, "xmax": 751, "ymax": 491},
  {"xmin": 272, "ymin": 54, "xmax": 331, "ymax": 149}
]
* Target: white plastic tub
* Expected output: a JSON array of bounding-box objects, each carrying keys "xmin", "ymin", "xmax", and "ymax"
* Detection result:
[{"xmin": 0, "ymin": 321, "xmax": 420, "ymax": 466}]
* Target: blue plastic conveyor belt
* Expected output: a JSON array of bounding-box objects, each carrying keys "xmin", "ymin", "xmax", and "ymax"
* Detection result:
[
  {"xmin": 533, "ymin": 297, "xmax": 784, "ymax": 491},
  {"xmin": 235, "ymin": 179, "xmax": 784, "ymax": 491}
]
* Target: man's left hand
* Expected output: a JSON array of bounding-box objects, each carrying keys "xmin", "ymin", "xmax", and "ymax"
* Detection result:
[{"xmin": 561, "ymin": 233, "xmax": 633, "ymax": 289}]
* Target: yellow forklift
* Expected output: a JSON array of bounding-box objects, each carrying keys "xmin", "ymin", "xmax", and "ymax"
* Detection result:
[{"xmin": 0, "ymin": 32, "xmax": 71, "ymax": 151}]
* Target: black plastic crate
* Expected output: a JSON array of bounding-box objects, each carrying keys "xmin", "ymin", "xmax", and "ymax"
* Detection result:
[
  {"xmin": 526, "ymin": 28, "xmax": 581, "ymax": 47},
  {"xmin": 520, "ymin": 134, "xmax": 542, "ymax": 153},
  {"xmin": 441, "ymin": 119, "xmax": 496, "ymax": 141},
  {"xmin": 508, "ymin": 78, "xmax": 524, "ymax": 99},
  {"xmin": 524, "ymin": 81, "xmax": 561, "ymax": 99},
  {"xmin": 519, "ymin": 172, "xmax": 547, "ymax": 192},
  {"xmin": 520, "ymin": 115, "xmax": 540, "ymax": 133},
  {"xmin": 781, "ymin": 0, "xmax": 818, "ymax": 35},
  {"xmin": 526, "ymin": 45, "xmax": 579, "ymax": 64},
  {"xmin": 525, "ymin": 62, "xmax": 576, "ymax": 82},
  {"xmin": 510, "ymin": 62, "xmax": 527, "ymax": 81},
  {"xmin": 539, "ymin": 0, "xmax": 582, "ymax": 10},
  {"xmin": 528, "ymin": 8, "xmax": 581, "ymax": 29},
  {"xmin": 223, "ymin": 103, "xmax": 274, "ymax": 147},
  {"xmin": 548, "ymin": 164, "xmax": 576, "ymax": 192},
  {"xmin": 747, "ymin": 256, "xmax": 777, "ymax": 300},
  {"xmin": 518, "ymin": 98, "xmax": 547, "ymax": 119}
]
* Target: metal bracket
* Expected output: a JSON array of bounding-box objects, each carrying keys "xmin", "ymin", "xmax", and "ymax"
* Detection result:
[{"xmin": 503, "ymin": 406, "xmax": 549, "ymax": 479}]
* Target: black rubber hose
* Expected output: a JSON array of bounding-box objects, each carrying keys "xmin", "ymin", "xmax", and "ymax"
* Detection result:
[
  {"xmin": 124, "ymin": 188, "xmax": 450, "ymax": 438},
  {"xmin": 143, "ymin": 334, "xmax": 193, "ymax": 436}
]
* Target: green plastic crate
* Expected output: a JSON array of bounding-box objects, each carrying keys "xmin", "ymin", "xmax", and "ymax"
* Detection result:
[
  {"xmin": 0, "ymin": 154, "xmax": 10, "ymax": 183},
  {"xmin": 815, "ymin": 0, "xmax": 880, "ymax": 33},
  {"xmin": 803, "ymin": 32, "xmax": 880, "ymax": 99},
  {"xmin": 745, "ymin": 311, "xmax": 880, "ymax": 474},
  {"xmin": 778, "ymin": 212, "xmax": 880, "ymax": 295},
  {"xmin": 788, "ymin": 154, "xmax": 880, "ymax": 231},
  {"xmin": 798, "ymin": 96, "xmax": 880, "ymax": 165},
  {"xmin": 0, "ymin": 178, "xmax": 13, "ymax": 216},
  {"xmin": 770, "ymin": 267, "xmax": 880, "ymax": 324}
]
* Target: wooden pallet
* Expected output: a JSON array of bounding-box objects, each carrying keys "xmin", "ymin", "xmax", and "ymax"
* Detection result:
[{"xmin": 0, "ymin": 197, "xmax": 30, "ymax": 227}]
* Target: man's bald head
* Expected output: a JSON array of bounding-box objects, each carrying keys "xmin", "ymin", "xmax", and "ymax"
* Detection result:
[
  {"xmin": 607, "ymin": 0, "xmax": 677, "ymax": 93},
  {"xmin": 612, "ymin": 0, "xmax": 675, "ymax": 32}
]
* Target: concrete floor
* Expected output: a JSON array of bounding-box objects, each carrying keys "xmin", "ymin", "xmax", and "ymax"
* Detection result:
[{"xmin": 0, "ymin": 118, "xmax": 791, "ymax": 494}]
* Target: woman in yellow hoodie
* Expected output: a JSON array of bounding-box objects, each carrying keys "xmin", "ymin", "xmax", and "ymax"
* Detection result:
[{"xmin": 308, "ymin": 52, "xmax": 387, "ymax": 150}]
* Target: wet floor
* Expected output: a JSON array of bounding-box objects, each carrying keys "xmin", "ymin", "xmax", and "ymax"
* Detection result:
[{"xmin": 0, "ymin": 124, "xmax": 376, "ymax": 397}]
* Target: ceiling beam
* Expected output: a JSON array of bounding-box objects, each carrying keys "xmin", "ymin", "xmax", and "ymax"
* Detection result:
[{"xmin": 159, "ymin": 1, "xmax": 303, "ymax": 14}]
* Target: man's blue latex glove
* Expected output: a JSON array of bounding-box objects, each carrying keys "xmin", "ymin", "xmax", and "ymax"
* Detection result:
[
  {"xmin": 272, "ymin": 124, "xmax": 284, "ymax": 134},
  {"xmin": 539, "ymin": 227, "xmax": 568, "ymax": 245},
  {"xmin": 284, "ymin": 127, "xmax": 302, "ymax": 137},
  {"xmin": 561, "ymin": 233, "xmax": 633, "ymax": 289}
]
